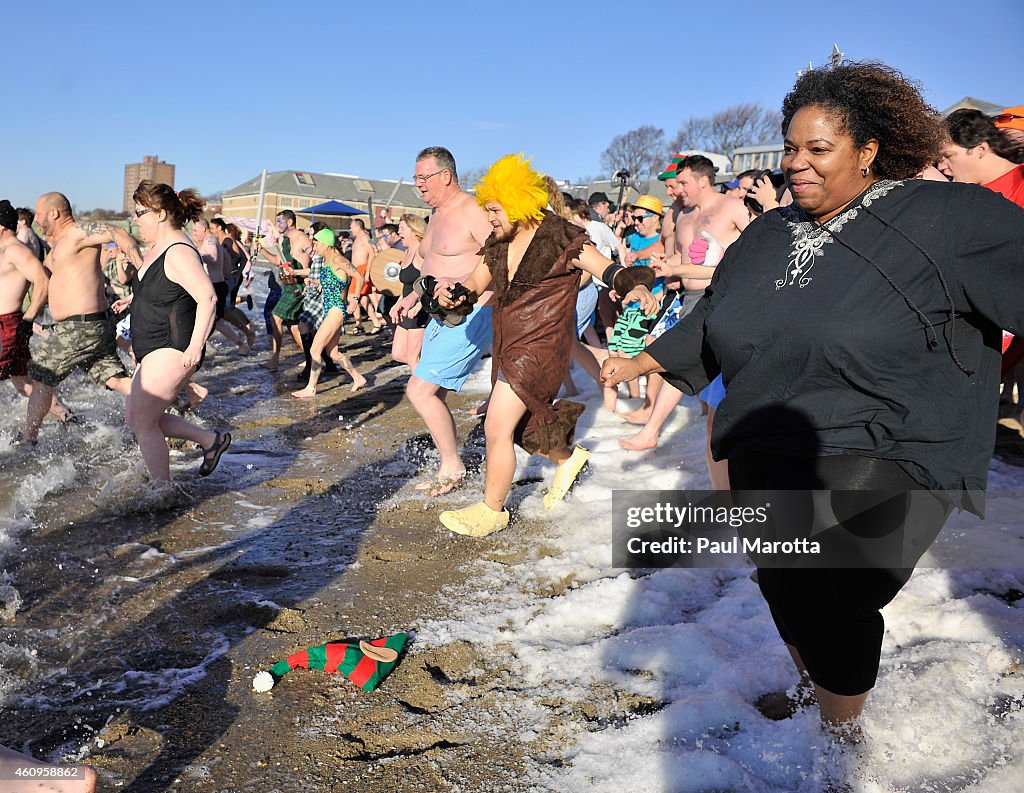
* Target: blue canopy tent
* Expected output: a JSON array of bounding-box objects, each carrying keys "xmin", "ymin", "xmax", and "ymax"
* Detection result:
[{"xmin": 295, "ymin": 199, "xmax": 366, "ymax": 224}]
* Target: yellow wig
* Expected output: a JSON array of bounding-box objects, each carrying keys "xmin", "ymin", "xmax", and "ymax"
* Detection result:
[{"xmin": 475, "ymin": 153, "xmax": 548, "ymax": 224}]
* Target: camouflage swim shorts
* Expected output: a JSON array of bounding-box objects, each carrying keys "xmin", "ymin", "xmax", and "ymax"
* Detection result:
[{"xmin": 27, "ymin": 316, "xmax": 128, "ymax": 388}]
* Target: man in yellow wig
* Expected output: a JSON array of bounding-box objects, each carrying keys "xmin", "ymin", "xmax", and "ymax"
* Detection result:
[{"xmin": 434, "ymin": 154, "xmax": 658, "ymax": 537}]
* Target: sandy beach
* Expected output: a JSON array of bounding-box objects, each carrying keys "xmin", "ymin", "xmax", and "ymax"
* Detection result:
[
  {"xmin": 0, "ymin": 327, "xmax": 693, "ymax": 793},
  {"xmin": 0, "ymin": 331, "xmax": 532, "ymax": 791},
  {"xmin": 2, "ymin": 325, "xmax": 1024, "ymax": 792}
]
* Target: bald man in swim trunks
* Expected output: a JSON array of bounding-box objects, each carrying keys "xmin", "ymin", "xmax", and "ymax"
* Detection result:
[
  {"xmin": 21, "ymin": 192, "xmax": 139, "ymax": 444},
  {"xmin": 391, "ymin": 146, "xmax": 494, "ymax": 495}
]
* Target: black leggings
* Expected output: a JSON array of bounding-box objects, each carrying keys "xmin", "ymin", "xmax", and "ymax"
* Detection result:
[
  {"xmin": 213, "ymin": 281, "xmax": 229, "ymax": 320},
  {"xmin": 229, "ymin": 272, "xmax": 244, "ymax": 307},
  {"xmin": 727, "ymin": 454, "xmax": 952, "ymax": 696}
]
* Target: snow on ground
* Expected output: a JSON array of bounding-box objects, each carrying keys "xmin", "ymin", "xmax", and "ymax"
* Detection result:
[{"xmin": 417, "ymin": 360, "xmax": 1024, "ymax": 793}]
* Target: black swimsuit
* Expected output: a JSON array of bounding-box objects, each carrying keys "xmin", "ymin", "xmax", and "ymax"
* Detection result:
[
  {"xmin": 130, "ymin": 241, "xmax": 199, "ymax": 362},
  {"xmin": 398, "ymin": 263, "xmax": 428, "ymax": 330}
]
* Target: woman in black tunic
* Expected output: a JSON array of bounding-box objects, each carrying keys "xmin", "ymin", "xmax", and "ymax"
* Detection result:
[
  {"xmin": 602, "ymin": 62, "xmax": 1024, "ymax": 729},
  {"xmin": 118, "ymin": 180, "xmax": 231, "ymax": 481}
]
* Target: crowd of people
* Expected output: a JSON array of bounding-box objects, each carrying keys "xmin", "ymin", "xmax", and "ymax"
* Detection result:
[{"xmin": 1, "ymin": 60, "xmax": 1023, "ymax": 787}]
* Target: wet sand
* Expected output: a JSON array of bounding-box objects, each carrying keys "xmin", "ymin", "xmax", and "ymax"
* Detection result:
[
  {"xmin": 4, "ymin": 330, "xmax": 1024, "ymax": 793},
  {"xmin": 0, "ymin": 333, "xmax": 544, "ymax": 792}
]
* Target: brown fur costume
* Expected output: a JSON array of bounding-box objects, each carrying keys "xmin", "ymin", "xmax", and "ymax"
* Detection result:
[{"xmin": 480, "ymin": 211, "xmax": 590, "ymax": 455}]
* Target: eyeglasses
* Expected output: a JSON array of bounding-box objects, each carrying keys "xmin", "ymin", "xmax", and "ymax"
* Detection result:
[
  {"xmin": 631, "ymin": 212, "xmax": 654, "ymax": 221},
  {"xmin": 134, "ymin": 208, "xmax": 154, "ymax": 218},
  {"xmin": 993, "ymin": 113, "xmax": 1024, "ymax": 124},
  {"xmin": 412, "ymin": 169, "xmax": 446, "ymax": 185}
]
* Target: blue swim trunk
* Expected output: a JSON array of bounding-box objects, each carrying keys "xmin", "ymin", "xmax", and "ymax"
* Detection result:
[
  {"xmin": 575, "ymin": 282, "xmax": 598, "ymax": 338},
  {"xmin": 414, "ymin": 304, "xmax": 493, "ymax": 391},
  {"xmin": 699, "ymin": 374, "xmax": 726, "ymax": 409}
]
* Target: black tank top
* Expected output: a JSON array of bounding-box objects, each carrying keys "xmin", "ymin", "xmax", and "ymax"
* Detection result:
[{"xmin": 130, "ymin": 241, "xmax": 199, "ymax": 361}]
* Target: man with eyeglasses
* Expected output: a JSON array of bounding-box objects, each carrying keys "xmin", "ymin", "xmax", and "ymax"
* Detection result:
[
  {"xmin": 391, "ymin": 146, "xmax": 494, "ymax": 496},
  {"xmin": 21, "ymin": 192, "xmax": 139, "ymax": 443}
]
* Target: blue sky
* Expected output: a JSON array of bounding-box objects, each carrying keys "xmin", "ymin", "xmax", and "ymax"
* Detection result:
[{"xmin": 3, "ymin": 0, "xmax": 1022, "ymax": 210}]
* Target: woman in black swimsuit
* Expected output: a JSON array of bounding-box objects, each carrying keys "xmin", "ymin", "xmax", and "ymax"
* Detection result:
[
  {"xmin": 389, "ymin": 213, "xmax": 427, "ymax": 369},
  {"xmin": 118, "ymin": 180, "xmax": 230, "ymax": 481}
]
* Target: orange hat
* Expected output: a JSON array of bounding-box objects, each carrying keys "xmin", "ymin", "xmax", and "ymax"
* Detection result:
[{"xmin": 994, "ymin": 106, "xmax": 1024, "ymax": 132}]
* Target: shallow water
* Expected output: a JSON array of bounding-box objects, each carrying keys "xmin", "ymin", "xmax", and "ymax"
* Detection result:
[
  {"xmin": 0, "ymin": 286, "xmax": 414, "ymax": 760},
  {"xmin": 2, "ymin": 292, "xmax": 1024, "ymax": 791}
]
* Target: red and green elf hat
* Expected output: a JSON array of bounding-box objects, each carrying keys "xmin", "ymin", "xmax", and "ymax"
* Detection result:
[
  {"xmin": 657, "ymin": 153, "xmax": 689, "ymax": 181},
  {"xmin": 253, "ymin": 633, "xmax": 408, "ymax": 693}
]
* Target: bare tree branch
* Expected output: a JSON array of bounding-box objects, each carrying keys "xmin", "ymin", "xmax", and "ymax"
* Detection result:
[
  {"xmin": 600, "ymin": 125, "xmax": 666, "ymax": 179},
  {"xmin": 669, "ymin": 103, "xmax": 782, "ymax": 157},
  {"xmin": 458, "ymin": 166, "xmax": 489, "ymax": 191}
]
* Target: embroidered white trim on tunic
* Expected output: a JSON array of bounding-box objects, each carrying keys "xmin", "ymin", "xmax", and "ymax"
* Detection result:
[{"xmin": 775, "ymin": 180, "xmax": 905, "ymax": 289}]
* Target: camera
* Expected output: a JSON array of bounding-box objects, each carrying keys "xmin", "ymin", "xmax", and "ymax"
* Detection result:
[
  {"xmin": 762, "ymin": 168, "xmax": 787, "ymax": 188},
  {"xmin": 744, "ymin": 169, "xmax": 787, "ymax": 216},
  {"xmin": 414, "ymin": 275, "xmax": 475, "ymax": 327}
]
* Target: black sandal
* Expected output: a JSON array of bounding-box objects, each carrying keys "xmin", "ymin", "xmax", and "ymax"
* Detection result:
[{"xmin": 199, "ymin": 431, "xmax": 231, "ymax": 476}]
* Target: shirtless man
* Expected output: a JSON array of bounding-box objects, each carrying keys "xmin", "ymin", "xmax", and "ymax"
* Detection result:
[
  {"xmin": 16, "ymin": 207, "xmax": 44, "ymax": 260},
  {"xmin": 193, "ymin": 219, "xmax": 249, "ymax": 354},
  {"xmin": 667, "ymin": 155, "xmax": 750, "ymax": 291},
  {"xmin": 656, "ymin": 152, "xmax": 688, "ymax": 262},
  {"xmin": 22, "ymin": 192, "xmax": 138, "ymax": 444},
  {"xmin": 258, "ymin": 210, "xmax": 311, "ymax": 370},
  {"xmin": 613, "ymin": 154, "xmax": 689, "ymax": 418},
  {"xmin": 0, "ymin": 200, "xmax": 70, "ymax": 421},
  {"xmin": 619, "ymin": 156, "xmax": 750, "ymax": 489},
  {"xmin": 347, "ymin": 219, "xmax": 385, "ymax": 333},
  {"xmin": 391, "ymin": 146, "xmax": 494, "ymax": 495}
]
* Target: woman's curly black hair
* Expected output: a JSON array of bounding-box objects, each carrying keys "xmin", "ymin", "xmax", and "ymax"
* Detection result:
[{"xmin": 781, "ymin": 61, "xmax": 944, "ymax": 180}]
